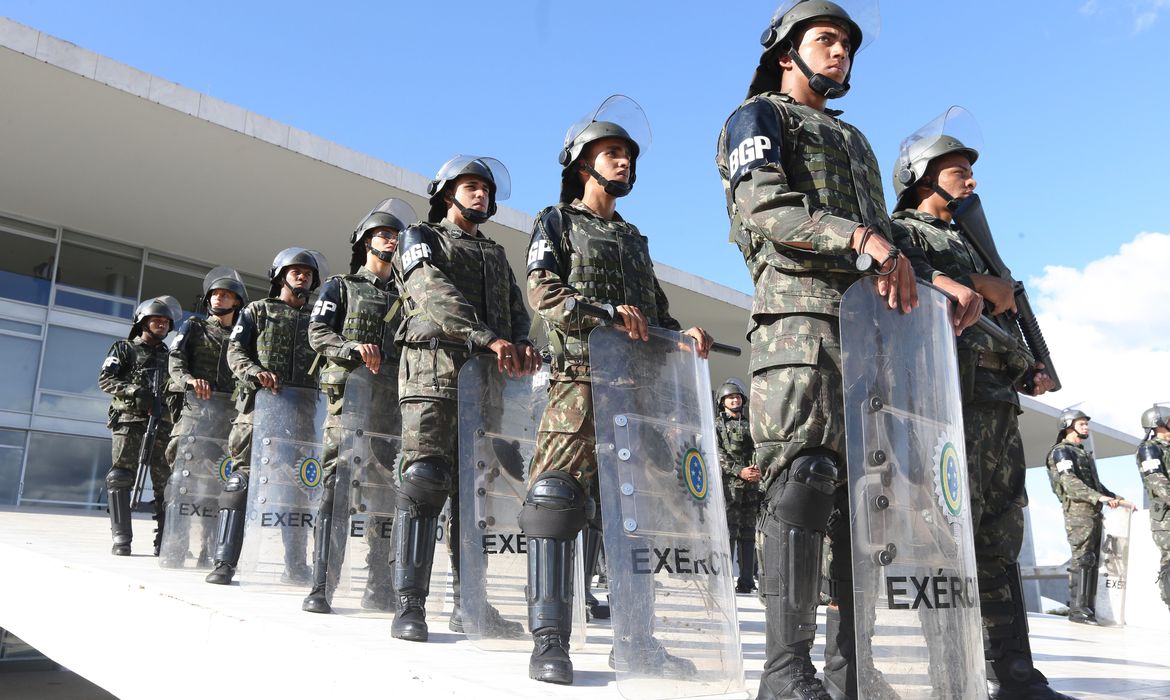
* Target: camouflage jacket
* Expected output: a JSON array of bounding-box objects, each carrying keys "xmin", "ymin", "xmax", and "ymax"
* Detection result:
[
  {"xmin": 168, "ymin": 315, "xmax": 235, "ymax": 395},
  {"xmin": 227, "ymin": 297, "xmax": 318, "ymax": 406},
  {"xmin": 99, "ymin": 337, "xmax": 172, "ymax": 425},
  {"xmin": 394, "ymin": 217, "xmax": 531, "ymax": 400},
  {"xmin": 715, "ymin": 92, "xmax": 888, "ymax": 330},
  {"xmin": 891, "ymin": 209, "xmax": 1031, "ymax": 405},
  {"xmin": 310, "ymin": 265, "xmax": 401, "ymax": 393},
  {"xmin": 716, "ymin": 411, "xmax": 757, "ymax": 493},
  {"xmin": 1136, "ymin": 437, "xmax": 1170, "ymax": 522},
  {"xmin": 525, "ymin": 200, "xmax": 681, "ymax": 380},
  {"xmin": 1046, "ymin": 438, "xmax": 1116, "ymax": 513}
]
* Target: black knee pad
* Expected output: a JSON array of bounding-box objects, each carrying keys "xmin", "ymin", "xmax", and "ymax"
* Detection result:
[
  {"xmin": 518, "ymin": 471, "xmax": 587, "ymax": 540},
  {"xmin": 1077, "ymin": 550, "xmax": 1098, "ymax": 569},
  {"xmin": 219, "ymin": 471, "xmax": 249, "ymax": 511},
  {"xmin": 768, "ymin": 451, "xmax": 839, "ymax": 530},
  {"xmin": 106, "ymin": 467, "xmax": 135, "ymax": 490},
  {"xmin": 396, "ymin": 459, "xmax": 451, "ymax": 511}
]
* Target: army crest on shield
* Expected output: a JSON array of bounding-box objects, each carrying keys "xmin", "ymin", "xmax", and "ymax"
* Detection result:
[{"xmin": 933, "ymin": 437, "xmax": 963, "ymax": 524}]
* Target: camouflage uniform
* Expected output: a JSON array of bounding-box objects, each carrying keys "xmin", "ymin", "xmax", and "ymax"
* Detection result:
[
  {"xmin": 716, "ymin": 91, "xmax": 887, "ymax": 695},
  {"xmin": 1046, "ymin": 438, "xmax": 1115, "ymax": 584},
  {"xmin": 525, "ymin": 200, "xmax": 681, "ymax": 489},
  {"xmin": 1135, "ymin": 436, "xmax": 1170, "ymax": 607},
  {"xmin": 165, "ymin": 315, "xmax": 236, "ymax": 466},
  {"xmin": 100, "ymin": 337, "xmax": 174, "ymax": 519},
  {"xmin": 717, "ymin": 410, "xmax": 759, "ymax": 539}
]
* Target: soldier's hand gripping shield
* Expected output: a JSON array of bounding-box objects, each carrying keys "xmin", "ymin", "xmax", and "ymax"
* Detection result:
[
  {"xmin": 324, "ymin": 367, "xmax": 404, "ymax": 615},
  {"xmin": 160, "ymin": 390, "xmax": 236, "ymax": 569},
  {"xmin": 840, "ymin": 281, "xmax": 985, "ymax": 698},
  {"xmin": 457, "ymin": 356, "xmax": 586, "ymax": 651},
  {"xmin": 238, "ymin": 386, "xmax": 327, "ymax": 592},
  {"xmin": 589, "ymin": 326, "xmax": 745, "ymax": 700}
]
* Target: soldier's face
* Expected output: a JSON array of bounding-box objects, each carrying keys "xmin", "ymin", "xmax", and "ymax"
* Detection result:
[
  {"xmin": 209, "ymin": 289, "xmax": 240, "ymax": 309},
  {"xmin": 1073, "ymin": 418, "xmax": 1090, "ymax": 438},
  {"xmin": 924, "ymin": 154, "xmax": 977, "ymax": 204},
  {"xmin": 285, "ymin": 264, "xmax": 315, "ymax": 289},
  {"xmin": 581, "ymin": 138, "xmax": 632, "ymax": 184},
  {"xmin": 785, "ymin": 21, "xmax": 852, "ymax": 83},
  {"xmin": 144, "ymin": 316, "xmax": 171, "ymax": 336},
  {"xmin": 723, "ymin": 394, "xmax": 744, "ymax": 412},
  {"xmin": 369, "ymin": 228, "xmax": 399, "ymax": 255},
  {"xmin": 449, "ymin": 176, "xmax": 490, "ymax": 213}
]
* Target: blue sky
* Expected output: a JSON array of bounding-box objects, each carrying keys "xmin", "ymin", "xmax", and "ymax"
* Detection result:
[{"xmin": 5, "ymin": 1, "xmax": 1169, "ymax": 565}]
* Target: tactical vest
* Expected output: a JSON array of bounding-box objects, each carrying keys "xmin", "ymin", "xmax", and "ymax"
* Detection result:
[
  {"xmin": 109, "ymin": 339, "xmax": 169, "ymax": 417},
  {"xmin": 404, "ymin": 223, "xmax": 515, "ymax": 341},
  {"xmin": 319, "ymin": 273, "xmax": 401, "ymax": 387},
  {"xmin": 1051, "ymin": 441, "xmax": 1103, "ymax": 500},
  {"xmin": 253, "ymin": 299, "xmax": 317, "ymax": 389},
  {"xmin": 181, "ymin": 317, "xmax": 234, "ymax": 392},
  {"xmin": 550, "ymin": 206, "xmax": 661, "ymax": 370},
  {"xmin": 717, "ymin": 413, "xmax": 753, "ymax": 469}
]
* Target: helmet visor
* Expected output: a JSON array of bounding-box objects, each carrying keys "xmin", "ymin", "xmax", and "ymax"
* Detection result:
[
  {"xmin": 563, "ymin": 94, "xmax": 652, "ymax": 159},
  {"xmin": 898, "ymin": 105, "xmax": 983, "ymax": 172},
  {"xmin": 771, "ymin": 0, "xmax": 880, "ymax": 54},
  {"xmin": 358, "ymin": 198, "xmax": 418, "ymax": 234},
  {"xmin": 435, "ymin": 155, "xmax": 511, "ymax": 202}
]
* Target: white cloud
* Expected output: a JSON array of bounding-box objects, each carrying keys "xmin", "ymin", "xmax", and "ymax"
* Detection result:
[
  {"xmin": 1078, "ymin": 0, "xmax": 1168, "ymax": 31},
  {"xmin": 1027, "ymin": 231, "xmax": 1170, "ymax": 437}
]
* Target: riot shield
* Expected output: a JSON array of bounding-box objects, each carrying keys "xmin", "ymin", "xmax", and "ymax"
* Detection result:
[
  {"xmin": 160, "ymin": 391, "xmax": 235, "ymax": 569},
  {"xmin": 590, "ymin": 326, "xmax": 745, "ymax": 700},
  {"xmin": 457, "ymin": 356, "xmax": 586, "ymax": 651},
  {"xmin": 1095, "ymin": 505, "xmax": 1131, "ymax": 626},
  {"xmin": 840, "ymin": 280, "xmax": 985, "ymax": 698},
  {"xmin": 237, "ymin": 386, "xmax": 327, "ymax": 593}
]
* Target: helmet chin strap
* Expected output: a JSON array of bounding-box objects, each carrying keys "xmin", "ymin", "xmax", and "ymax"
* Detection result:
[
  {"xmin": 452, "ymin": 194, "xmax": 490, "ymax": 225},
  {"xmin": 580, "ymin": 163, "xmax": 632, "ymax": 197},
  {"xmin": 787, "ymin": 48, "xmax": 850, "ymax": 99},
  {"xmin": 283, "ymin": 279, "xmax": 310, "ymax": 301},
  {"xmin": 208, "ymin": 306, "xmax": 236, "ymax": 317},
  {"xmin": 370, "ymin": 247, "xmax": 396, "ymax": 264}
]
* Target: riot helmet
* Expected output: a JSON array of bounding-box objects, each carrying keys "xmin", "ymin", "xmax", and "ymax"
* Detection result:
[
  {"xmin": 1057, "ymin": 408, "xmax": 1091, "ymax": 442},
  {"xmin": 201, "ymin": 266, "xmax": 248, "ymax": 317},
  {"xmin": 748, "ymin": 0, "xmax": 878, "ymax": 99},
  {"xmin": 559, "ymin": 95, "xmax": 651, "ymax": 203},
  {"xmin": 349, "ymin": 198, "xmax": 418, "ymax": 274},
  {"xmin": 425, "ymin": 155, "xmax": 511, "ymax": 225},
  {"xmin": 129, "ymin": 295, "xmax": 182, "ymax": 341},
  {"xmin": 268, "ymin": 247, "xmax": 328, "ymax": 299},
  {"xmin": 1141, "ymin": 404, "xmax": 1170, "ymax": 435},
  {"xmin": 893, "ymin": 106, "xmax": 981, "ymax": 212},
  {"xmin": 716, "ymin": 380, "xmax": 748, "ymax": 412}
]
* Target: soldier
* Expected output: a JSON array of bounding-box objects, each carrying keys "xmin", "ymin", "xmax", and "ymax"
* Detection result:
[
  {"xmin": 301, "ymin": 198, "xmax": 415, "ymax": 614},
  {"xmin": 391, "ymin": 155, "xmax": 539, "ymax": 642},
  {"xmin": 715, "ymin": 2, "xmax": 921, "ymax": 697},
  {"xmin": 1046, "ymin": 410, "xmax": 1134, "ymax": 625},
  {"xmin": 523, "ymin": 95, "xmax": 712, "ymax": 684},
  {"xmin": 889, "ymin": 127, "xmax": 1072, "ymax": 698},
  {"xmin": 715, "ymin": 380, "xmax": 760, "ymax": 594},
  {"xmin": 100, "ymin": 296, "xmax": 181, "ymax": 556},
  {"xmin": 162, "ymin": 267, "xmax": 247, "ymax": 566},
  {"xmin": 1136, "ymin": 405, "xmax": 1170, "ymax": 612},
  {"xmin": 204, "ymin": 248, "xmax": 325, "ymax": 585}
]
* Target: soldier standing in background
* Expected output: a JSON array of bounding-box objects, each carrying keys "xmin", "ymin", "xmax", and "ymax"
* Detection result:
[
  {"xmin": 100, "ymin": 296, "xmax": 181, "ymax": 556},
  {"xmin": 889, "ymin": 123, "xmax": 1073, "ymax": 697},
  {"xmin": 204, "ymin": 248, "xmax": 325, "ymax": 586},
  {"xmin": 1046, "ymin": 410, "xmax": 1134, "ymax": 625},
  {"xmin": 1136, "ymin": 405, "xmax": 1170, "ymax": 612},
  {"xmin": 301, "ymin": 199, "xmax": 414, "ymax": 614},
  {"xmin": 390, "ymin": 155, "xmax": 538, "ymax": 643},
  {"xmin": 715, "ymin": 2, "xmax": 917, "ymax": 697},
  {"xmin": 715, "ymin": 380, "xmax": 760, "ymax": 594}
]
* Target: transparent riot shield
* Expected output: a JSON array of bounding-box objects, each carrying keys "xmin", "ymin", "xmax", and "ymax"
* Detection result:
[
  {"xmin": 238, "ymin": 386, "xmax": 327, "ymax": 593},
  {"xmin": 457, "ymin": 355, "xmax": 586, "ymax": 651},
  {"xmin": 590, "ymin": 326, "xmax": 745, "ymax": 700},
  {"xmin": 840, "ymin": 281, "xmax": 985, "ymax": 698},
  {"xmin": 327, "ymin": 367, "xmax": 402, "ymax": 616},
  {"xmin": 1095, "ymin": 505, "xmax": 1131, "ymax": 626},
  {"xmin": 160, "ymin": 391, "xmax": 235, "ymax": 569}
]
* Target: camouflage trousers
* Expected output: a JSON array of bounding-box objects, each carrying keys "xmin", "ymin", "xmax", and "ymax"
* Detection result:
[
  {"xmin": 400, "ymin": 396, "xmax": 460, "ymax": 553},
  {"xmin": 724, "ymin": 484, "xmax": 762, "ymax": 541},
  {"xmin": 109, "ymin": 419, "xmax": 172, "ymax": 516},
  {"xmin": 528, "ymin": 380, "xmax": 596, "ymax": 490},
  {"xmin": 1063, "ymin": 507, "xmax": 1103, "ymax": 568}
]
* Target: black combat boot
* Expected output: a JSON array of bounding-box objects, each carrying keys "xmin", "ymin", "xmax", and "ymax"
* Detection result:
[
  {"xmin": 107, "ymin": 486, "xmax": 133, "ymax": 556},
  {"xmin": 205, "ymin": 506, "xmax": 245, "ymax": 585},
  {"xmin": 582, "ymin": 508, "xmax": 610, "ymax": 620},
  {"xmin": 391, "ymin": 504, "xmax": 438, "ymax": 642},
  {"xmin": 361, "ymin": 514, "xmax": 396, "ymax": 611},
  {"xmin": 736, "ymin": 538, "xmax": 757, "ymax": 593},
  {"xmin": 822, "ymin": 601, "xmax": 897, "ymax": 700},
  {"xmin": 152, "ymin": 508, "xmax": 165, "ymax": 557},
  {"xmin": 302, "ymin": 503, "xmax": 334, "ymax": 614},
  {"xmin": 528, "ymin": 535, "xmax": 576, "ymax": 684},
  {"xmin": 984, "ymin": 565, "xmax": 1075, "ymax": 700},
  {"xmin": 607, "ymin": 554, "xmax": 697, "ymax": 679},
  {"xmin": 1066, "ymin": 565, "xmax": 1098, "ymax": 625}
]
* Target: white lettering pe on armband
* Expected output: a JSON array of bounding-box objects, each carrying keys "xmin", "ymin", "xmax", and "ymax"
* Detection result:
[
  {"xmin": 1055, "ymin": 459, "xmax": 1074, "ymax": 473},
  {"xmin": 1141, "ymin": 458, "xmax": 1162, "ymax": 474}
]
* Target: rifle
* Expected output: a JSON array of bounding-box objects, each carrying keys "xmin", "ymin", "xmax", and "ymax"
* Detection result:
[
  {"xmin": 951, "ymin": 194, "xmax": 1061, "ymax": 392},
  {"xmin": 131, "ymin": 363, "xmax": 166, "ymax": 508}
]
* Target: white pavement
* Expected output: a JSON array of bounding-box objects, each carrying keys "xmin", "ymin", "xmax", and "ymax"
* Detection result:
[{"xmin": 0, "ymin": 510, "xmax": 1167, "ymax": 699}]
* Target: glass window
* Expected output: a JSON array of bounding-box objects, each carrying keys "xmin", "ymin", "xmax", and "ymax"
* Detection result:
[
  {"xmin": 0, "ymin": 430, "xmax": 25, "ymax": 506},
  {"xmin": 0, "ymin": 334, "xmax": 40, "ymax": 413},
  {"xmin": 141, "ymin": 264, "xmax": 203, "ymax": 316},
  {"xmin": 37, "ymin": 326, "xmax": 121, "ymax": 422},
  {"xmin": 55, "ymin": 230, "xmax": 141, "ymax": 319},
  {"xmin": 20, "ymin": 431, "xmax": 109, "ymax": 508},
  {"xmin": 0, "ymin": 226, "xmax": 56, "ymax": 307}
]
